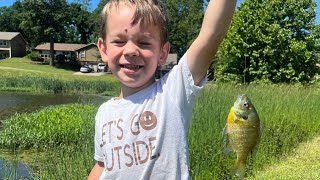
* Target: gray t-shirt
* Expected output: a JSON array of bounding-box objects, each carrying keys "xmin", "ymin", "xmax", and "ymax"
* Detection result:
[{"xmin": 94, "ymin": 53, "xmax": 207, "ymax": 180}]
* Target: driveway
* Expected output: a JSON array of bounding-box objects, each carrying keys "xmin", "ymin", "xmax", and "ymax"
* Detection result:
[{"xmin": 73, "ymin": 72, "xmax": 109, "ymax": 76}]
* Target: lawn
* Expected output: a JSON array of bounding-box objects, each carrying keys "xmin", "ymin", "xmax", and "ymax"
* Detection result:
[
  {"xmin": 0, "ymin": 58, "xmax": 119, "ymax": 95},
  {"xmin": 0, "ymin": 57, "xmax": 115, "ymax": 81}
]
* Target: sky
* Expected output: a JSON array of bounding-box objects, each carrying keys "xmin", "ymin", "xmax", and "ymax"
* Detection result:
[{"xmin": 1, "ymin": 0, "xmax": 320, "ymax": 23}]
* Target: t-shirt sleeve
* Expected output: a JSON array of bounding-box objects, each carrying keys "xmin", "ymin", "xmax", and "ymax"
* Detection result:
[{"xmin": 160, "ymin": 53, "xmax": 207, "ymax": 126}]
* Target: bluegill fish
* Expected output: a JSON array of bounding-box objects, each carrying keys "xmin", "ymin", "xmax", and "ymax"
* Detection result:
[{"xmin": 223, "ymin": 94, "xmax": 262, "ymax": 179}]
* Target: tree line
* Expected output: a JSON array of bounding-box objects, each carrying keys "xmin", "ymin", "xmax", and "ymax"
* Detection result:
[
  {"xmin": 217, "ymin": 0, "xmax": 320, "ymax": 83},
  {"xmin": 0, "ymin": 0, "xmax": 319, "ymax": 83}
]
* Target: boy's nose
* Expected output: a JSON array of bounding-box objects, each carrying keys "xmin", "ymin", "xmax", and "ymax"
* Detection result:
[{"xmin": 123, "ymin": 42, "xmax": 139, "ymax": 57}]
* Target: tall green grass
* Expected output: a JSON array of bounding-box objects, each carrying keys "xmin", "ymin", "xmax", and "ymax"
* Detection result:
[
  {"xmin": 0, "ymin": 83, "xmax": 319, "ymax": 179},
  {"xmin": 0, "ymin": 104, "xmax": 97, "ymax": 149},
  {"xmin": 0, "ymin": 75, "xmax": 119, "ymax": 95},
  {"xmin": 0, "ymin": 104, "xmax": 97, "ymax": 179},
  {"xmin": 188, "ymin": 83, "xmax": 320, "ymax": 179}
]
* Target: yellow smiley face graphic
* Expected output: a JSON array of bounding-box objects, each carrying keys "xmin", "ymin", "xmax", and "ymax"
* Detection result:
[{"xmin": 139, "ymin": 111, "xmax": 157, "ymax": 131}]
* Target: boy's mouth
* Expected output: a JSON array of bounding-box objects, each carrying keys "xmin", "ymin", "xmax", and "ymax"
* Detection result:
[{"xmin": 121, "ymin": 65, "xmax": 143, "ymax": 70}]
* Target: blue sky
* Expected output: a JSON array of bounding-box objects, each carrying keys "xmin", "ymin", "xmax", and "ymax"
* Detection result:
[{"xmin": 1, "ymin": 0, "xmax": 320, "ymax": 23}]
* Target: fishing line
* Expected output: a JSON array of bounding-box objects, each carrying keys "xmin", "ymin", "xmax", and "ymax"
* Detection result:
[{"xmin": 244, "ymin": 2, "xmax": 249, "ymax": 85}]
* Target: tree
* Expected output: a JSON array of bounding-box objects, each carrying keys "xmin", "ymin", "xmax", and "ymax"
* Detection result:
[
  {"xmin": 0, "ymin": 1, "xmax": 26, "ymax": 38},
  {"xmin": 0, "ymin": 5, "xmax": 18, "ymax": 32},
  {"xmin": 163, "ymin": 0, "xmax": 204, "ymax": 59},
  {"xmin": 66, "ymin": 2, "xmax": 93, "ymax": 44},
  {"xmin": 216, "ymin": 0, "xmax": 320, "ymax": 84},
  {"xmin": 90, "ymin": 0, "xmax": 108, "ymax": 43},
  {"xmin": 73, "ymin": 0, "xmax": 91, "ymax": 11},
  {"xmin": 20, "ymin": 0, "xmax": 69, "ymax": 66}
]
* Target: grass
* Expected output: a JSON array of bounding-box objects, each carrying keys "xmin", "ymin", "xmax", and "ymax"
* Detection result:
[
  {"xmin": 248, "ymin": 137, "xmax": 320, "ymax": 179},
  {"xmin": 0, "ymin": 104, "xmax": 97, "ymax": 149},
  {"xmin": 0, "ymin": 57, "xmax": 119, "ymax": 95},
  {"xmin": 0, "ymin": 57, "xmax": 118, "ymax": 80},
  {"xmin": 0, "ymin": 58, "xmax": 75, "ymax": 78},
  {"xmin": 188, "ymin": 83, "xmax": 320, "ymax": 179},
  {"xmin": 0, "ymin": 104, "xmax": 97, "ymax": 179},
  {"xmin": 0, "ymin": 83, "xmax": 319, "ymax": 179}
]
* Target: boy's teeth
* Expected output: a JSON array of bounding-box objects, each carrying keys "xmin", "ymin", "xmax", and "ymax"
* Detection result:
[{"xmin": 123, "ymin": 65, "xmax": 140, "ymax": 68}]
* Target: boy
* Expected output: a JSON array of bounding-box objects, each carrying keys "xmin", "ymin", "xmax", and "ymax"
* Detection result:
[{"xmin": 89, "ymin": 0, "xmax": 236, "ymax": 179}]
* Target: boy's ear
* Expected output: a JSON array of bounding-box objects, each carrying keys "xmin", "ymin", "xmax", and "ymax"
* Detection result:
[
  {"xmin": 158, "ymin": 42, "xmax": 170, "ymax": 65},
  {"xmin": 97, "ymin": 38, "xmax": 108, "ymax": 63}
]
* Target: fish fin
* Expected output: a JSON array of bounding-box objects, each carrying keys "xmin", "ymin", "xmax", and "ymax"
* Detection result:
[
  {"xmin": 222, "ymin": 124, "xmax": 232, "ymax": 155},
  {"xmin": 231, "ymin": 162, "xmax": 246, "ymax": 180}
]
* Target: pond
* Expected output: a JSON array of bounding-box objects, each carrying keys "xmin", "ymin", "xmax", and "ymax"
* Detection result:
[
  {"xmin": 0, "ymin": 91, "xmax": 108, "ymax": 121},
  {"xmin": 0, "ymin": 91, "xmax": 109, "ymax": 179}
]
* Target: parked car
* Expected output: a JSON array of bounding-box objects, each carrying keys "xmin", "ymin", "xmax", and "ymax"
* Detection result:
[
  {"xmin": 97, "ymin": 63, "xmax": 106, "ymax": 72},
  {"xmin": 80, "ymin": 65, "xmax": 92, "ymax": 73}
]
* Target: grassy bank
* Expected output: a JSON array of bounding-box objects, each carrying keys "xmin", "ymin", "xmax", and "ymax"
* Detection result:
[
  {"xmin": 0, "ymin": 104, "xmax": 97, "ymax": 179},
  {"xmin": 0, "ymin": 83, "xmax": 319, "ymax": 179},
  {"xmin": 0, "ymin": 57, "xmax": 119, "ymax": 95},
  {"xmin": 248, "ymin": 137, "xmax": 320, "ymax": 179}
]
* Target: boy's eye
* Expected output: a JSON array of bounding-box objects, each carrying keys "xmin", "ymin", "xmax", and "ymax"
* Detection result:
[
  {"xmin": 111, "ymin": 40, "xmax": 126, "ymax": 44},
  {"xmin": 139, "ymin": 42, "xmax": 151, "ymax": 46},
  {"xmin": 115, "ymin": 41, "xmax": 125, "ymax": 44}
]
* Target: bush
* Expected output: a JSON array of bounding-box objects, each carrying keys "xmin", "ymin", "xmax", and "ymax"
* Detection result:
[{"xmin": 26, "ymin": 51, "xmax": 43, "ymax": 61}]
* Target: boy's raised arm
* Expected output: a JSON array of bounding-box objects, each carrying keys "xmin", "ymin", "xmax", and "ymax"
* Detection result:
[{"xmin": 187, "ymin": 0, "xmax": 237, "ymax": 85}]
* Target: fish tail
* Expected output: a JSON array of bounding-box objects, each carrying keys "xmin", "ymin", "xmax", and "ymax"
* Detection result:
[{"xmin": 231, "ymin": 161, "xmax": 246, "ymax": 180}]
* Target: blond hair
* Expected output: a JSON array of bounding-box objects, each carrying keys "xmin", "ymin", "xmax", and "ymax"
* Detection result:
[{"xmin": 100, "ymin": 0, "xmax": 169, "ymax": 45}]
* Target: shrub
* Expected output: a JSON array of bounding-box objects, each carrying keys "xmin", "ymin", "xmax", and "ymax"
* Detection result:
[{"xmin": 26, "ymin": 51, "xmax": 43, "ymax": 61}]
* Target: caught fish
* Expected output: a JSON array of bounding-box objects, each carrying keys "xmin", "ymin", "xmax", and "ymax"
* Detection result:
[{"xmin": 223, "ymin": 94, "xmax": 262, "ymax": 179}]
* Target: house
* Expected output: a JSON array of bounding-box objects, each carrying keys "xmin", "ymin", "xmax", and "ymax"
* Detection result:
[
  {"xmin": 34, "ymin": 42, "xmax": 101, "ymax": 64},
  {"xmin": 35, "ymin": 42, "xmax": 87, "ymax": 60},
  {"xmin": 0, "ymin": 32, "xmax": 27, "ymax": 59},
  {"xmin": 156, "ymin": 53, "xmax": 177, "ymax": 78},
  {"xmin": 74, "ymin": 43, "xmax": 101, "ymax": 65}
]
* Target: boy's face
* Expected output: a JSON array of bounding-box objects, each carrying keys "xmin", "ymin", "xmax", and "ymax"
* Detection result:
[{"xmin": 98, "ymin": 3, "xmax": 169, "ymax": 95}]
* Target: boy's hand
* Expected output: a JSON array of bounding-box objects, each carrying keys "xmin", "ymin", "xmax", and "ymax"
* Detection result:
[{"xmin": 187, "ymin": 0, "xmax": 237, "ymax": 85}]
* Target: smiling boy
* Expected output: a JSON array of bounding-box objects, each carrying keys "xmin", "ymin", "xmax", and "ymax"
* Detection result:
[{"xmin": 88, "ymin": 0, "xmax": 236, "ymax": 179}]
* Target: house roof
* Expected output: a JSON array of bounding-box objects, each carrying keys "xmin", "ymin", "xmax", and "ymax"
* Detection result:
[
  {"xmin": 35, "ymin": 43, "xmax": 87, "ymax": 52},
  {"xmin": 0, "ymin": 32, "xmax": 27, "ymax": 44},
  {"xmin": 74, "ymin": 43, "xmax": 97, "ymax": 51},
  {"xmin": 0, "ymin": 32, "xmax": 20, "ymax": 40}
]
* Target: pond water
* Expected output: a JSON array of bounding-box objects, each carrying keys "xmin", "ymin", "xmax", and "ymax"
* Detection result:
[
  {"xmin": 0, "ymin": 91, "xmax": 109, "ymax": 179},
  {"xmin": 0, "ymin": 91, "xmax": 108, "ymax": 121},
  {"xmin": 0, "ymin": 158, "xmax": 33, "ymax": 179}
]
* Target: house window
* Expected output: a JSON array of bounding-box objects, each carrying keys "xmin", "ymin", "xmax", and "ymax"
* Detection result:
[
  {"xmin": 80, "ymin": 51, "xmax": 85, "ymax": 58},
  {"xmin": 0, "ymin": 40, "xmax": 7, "ymax": 46}
]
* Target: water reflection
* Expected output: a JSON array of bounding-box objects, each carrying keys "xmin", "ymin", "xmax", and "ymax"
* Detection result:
[
  {"xmin": 0, "ymin": 159, "xmax": 35, "ymax": 180},
  {"xmin": 0, "ymin": 91, "xmax": 108, "ymax": 121}
]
